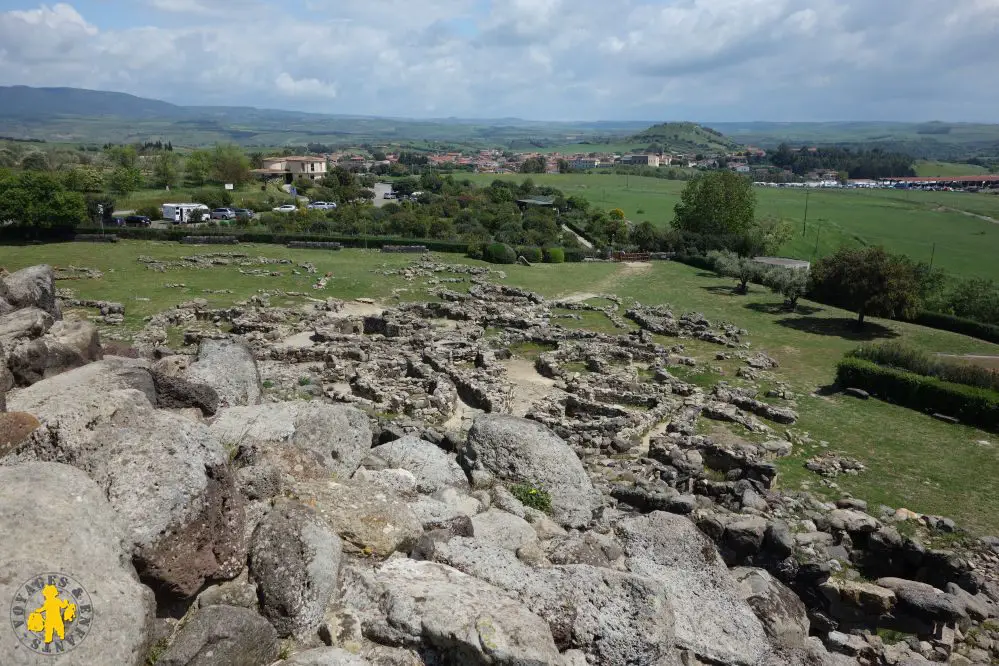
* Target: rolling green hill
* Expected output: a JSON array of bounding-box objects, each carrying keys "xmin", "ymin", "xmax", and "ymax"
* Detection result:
[
  {"xmin": 707, "ymin": 121, "xmax": 999, "ymax": 160},
  {"xmin": 629, "ymin": 122, "xmax": 742, "ymax": 154}
]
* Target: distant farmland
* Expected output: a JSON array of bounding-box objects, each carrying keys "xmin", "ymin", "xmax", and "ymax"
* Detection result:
[{"xmin": 463, "ymin": 173, "xmax": 999, "ymax": 281}]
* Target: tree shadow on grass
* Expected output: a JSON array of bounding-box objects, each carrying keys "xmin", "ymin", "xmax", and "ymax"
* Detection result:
[
  {"xmin": 775, "ymin": 316, "xmax": 899, "ymax": 341},
  {"xmin": 813, "ymin": 383, "xmax": 841, "ymax": 397},
  {"xmin": 744, "ymin": 301, "xmax": 824, "ymax": 316},
  {"xmin": 702, "ymin": 285, "xmax": 745, "ymax": 296},
  {"xmin": 694, "ymin": 271, "xmax": 718, "ymax": 278}
]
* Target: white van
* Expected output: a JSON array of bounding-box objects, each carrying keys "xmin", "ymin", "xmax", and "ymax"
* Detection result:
[{"xmin": 162, "ymin": 203, "xmax": 210, "ymax": 224}]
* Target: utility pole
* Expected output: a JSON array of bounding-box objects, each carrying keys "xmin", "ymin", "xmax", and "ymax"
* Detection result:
[
  {"xmin": 929, "ymin": 242, "xmax": 936, "ymax": 270},
  {"xmin": 802, "ymin": 190, "xmax": 810, "ymax": 236},
  {"xmin": 811, "ymin": 219, "xmax": 822, "ymax": 262}
]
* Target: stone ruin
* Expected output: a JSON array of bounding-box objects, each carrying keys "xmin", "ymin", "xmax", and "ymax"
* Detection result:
[{"xmin": 0, "ymin": 259, "xmax": 998, "ymax": 665}]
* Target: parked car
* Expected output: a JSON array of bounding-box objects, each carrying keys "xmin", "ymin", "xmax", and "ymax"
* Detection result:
[
  {"xmin": 124, "ymin": 215, "xmax": 151, "ymax": 227},
  {"xmin": 211, "ymin": 208, "xmax": 236, "ymax": 220},
  {"xmin": 273, "ymin": 204, "xmax": 298, "ymax": 213},
  {"xmin": 232, "ymin": 208, "xmax": 254, "ymax": 220},
  {"xmin": 307, "ymin": 201, "xmax": 337, "ymax": 210},
  {"xmin": 383, "ymin": 192, "xmax": 396, "ymax": 199},
  {"xmin": 109, "ymin": 217, "xmax": 126, "ymax": 227}
]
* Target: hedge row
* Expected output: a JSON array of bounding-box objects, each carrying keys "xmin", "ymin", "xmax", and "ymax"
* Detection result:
[
  {"xmin": 911, "ymin": 311, "xmax": 999, "ymax": 345},
  {"xmin": 849, "ymin": 341, "xmax": 999, "ymax": 393},
  {"xmin": 34, "ymin": 227, "xmax": 470, "ymax": 253},
  {"xmin": 836, "ymin": 357, "xmax": 999, "ymax": 432}
]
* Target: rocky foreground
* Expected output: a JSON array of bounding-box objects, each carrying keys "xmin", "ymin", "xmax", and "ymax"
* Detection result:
[{"xmin": 2, "ymin": 261, "xmax": 999, "ymax": 665}]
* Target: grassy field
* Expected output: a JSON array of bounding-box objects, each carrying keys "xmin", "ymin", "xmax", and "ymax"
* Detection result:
[
  {"xmin": 914, "ymin": 160, "xmax": 990, "ymax": 177},
  {"xmin": 464, "ymin": 173, "xmax": 999, "ymax": 281},
  {"xmin": 2, "ymin": 241, "xmax": 999, "ymax": 533}
]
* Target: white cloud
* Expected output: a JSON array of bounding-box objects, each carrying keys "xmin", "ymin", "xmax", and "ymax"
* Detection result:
[
  {"xmin": 0, "ymin": 0, "xmax": 996, "ymax": 121},
  {"xmin": 275, "ymin": 73, "xmax": 337, "ymax": 99}
]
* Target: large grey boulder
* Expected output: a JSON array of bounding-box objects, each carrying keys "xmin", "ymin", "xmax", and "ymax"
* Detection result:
[
  {"xmin": 0, "ymin": 306, "xmax": 54, "ymax": 347},
  {"xmin": 826, "ymin": 509, "xmax": 879, "ymax": 535},
  {"xmin": 157, "ymin": 604, "xmax": 278, "ymax": 666},
  {"xmin": 280, "ymin": 648, "xmax": 373, "ymax": 665},
  {"xmin": 3, "ymin": 264, "xmax": 60, "ymax": 318},
  {"xmin": 4, "ymin": 375, "xmax": 245, "ymax": 599},
  {"xmin": 462, "ymin": 414, "xmax": 600, "ymax": 528},
  {"xmin": 8, "ymin": 320, "xmax": 102, "ymax": 386},
  {"xmin": 151, "ymin": 373, "xmax": 220, "ymax": 415},
  {"xmin": 362, "ymin": 558, "xmax": 562, "ymax": 665},
  {"xmin": 249, "ymin": 500, "xmax": 342, "ymax": 638},
  {"xmin": 732, "ymin": 567, "xmax": 809, "ymax": 650},
  {"xmin": 184, "ymin": 339, "xmax": 260, "ymax": 407},
  {"xmin": 210, "ymin": 402, "xmax": 371, "ymax": 481},
  {"xmin": 617, "ymin": 511, "xmax": 771, "ymax": 666},
  {"xmin": 6, "ymin": 357, "xmax": 157, "ymax": 426},
  {"xmin": 431, "ymin": 537, "xmax": 676, "ymax": 665},
  {"xmin": 291, "ymin": 478, "xmax": 422, "ymax": 557},
  {"xmin": 0, "ymin": 462, "xmax": 154, "ymax": 666},
  {"xmin": 471, "ymin": 508, "xmax": 538, "ymax": 552},
  {"xmin": 875, "ymin": 577, "xmax": 968, "ymax": 623},
  {"xmin": 368, "ymin": 435, "xmax": 468, "ymax": 493}
]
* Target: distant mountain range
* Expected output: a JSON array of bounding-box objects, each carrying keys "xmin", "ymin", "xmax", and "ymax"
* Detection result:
[
  {"xmin": 0, "ymin": 86, "xmax": 996, "ymax": 159},
  {"xmin": 0, "ymin": 85, "xmax": 652, "ymax": 147}
]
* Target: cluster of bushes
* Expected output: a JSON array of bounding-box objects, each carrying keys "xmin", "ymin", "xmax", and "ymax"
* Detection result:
[
  {"xmin": 836, "ymin": 357, "xmax": 999, "ymax": 431},
  {"xmin": 924, "ymin": 277, "xmax": 999, "ymax": 327},
  {"xmin": 849, "ymin": 341, "xmax": 999, "ymax": 393},
  {"xmin": 469, "ymin": 243, "xmax": 571, "ymax": 264}
]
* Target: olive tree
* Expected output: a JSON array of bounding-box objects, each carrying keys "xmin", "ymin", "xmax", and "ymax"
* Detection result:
[
  {"xmin": 762, "ymin": 266, "xmax": 809, "ymax": 310},
  {"xmin": 708, "ymin": 249, "xmax": 764, "ymax": 294}
]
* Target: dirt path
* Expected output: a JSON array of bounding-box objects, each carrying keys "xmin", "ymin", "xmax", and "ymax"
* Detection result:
[
  {"xmin": 933, "ymin": 205, "xmax": 999, "ymax": 225},
  {"xmin": 561, "ymin": 261, "xmax": 652, "ymax": 300},
  {"xmin": 501, "ymin": 358, "xmax": 564, "ymax": 417},
  {"xmin": 936, "ymin": 353, "xmax": 999, "ymax": 370},
  {"xmin": 561, "ymin": 224, "xmax": 593, "ymax": 249},
  {"xmin": 442, "ymin": 395, "xmax": 483, "ymax": 432},
  {"xmin": 558, "ymin": 291, "xmax": 600, "ymax": 303}
]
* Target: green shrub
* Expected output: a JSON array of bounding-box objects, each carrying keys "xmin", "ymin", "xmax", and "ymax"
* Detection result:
[
  {"xmin": 189, "ymin": 187, "xmax": 233, "ymax": 210},
  {"xmin": 484, "ymin": 242, "xmax": 517, "ymax": 264},
  {"xmin": 849, "ymin": 341, "xmax": 999, "ymax": 393},
  {"xmin": 518, "ymin": 246, "xmax": 543, "ymax": 263},
  {"xmin": 913, "ymin": 311, "xmax": 999, "ymax": 345},
  {"xmin": 543, "ymin": 247, "xmax": 565, "ymax": 263},
  {"xmin": 509, "ymin": 484, "xmax": 552, "ymax": 513},
  {"xmin": 136, "ymin": 204, "xmax": 161, "ymax": 220},
  {"xmin": 466, "ymin": 243, "xmax": 485, "ymax": 260},
  {"xmin": 836, "ymin": 357, "xmax": 999, "ymax": 431}
]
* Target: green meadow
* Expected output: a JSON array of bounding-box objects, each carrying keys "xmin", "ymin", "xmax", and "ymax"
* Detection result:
[{"xmin": 464, "ymin": 173, "xmax": 999, "ymax": 281}]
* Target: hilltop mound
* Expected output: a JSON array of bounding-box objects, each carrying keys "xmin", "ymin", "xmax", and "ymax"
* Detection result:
[{"xmin": 630, "ymin": 121, "xmax": 742, "ymax": 154}]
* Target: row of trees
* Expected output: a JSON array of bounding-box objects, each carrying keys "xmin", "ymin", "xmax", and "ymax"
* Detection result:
[
  {"xmin": 769, "ymin": 143, "xmax": 916, "ymax": 179},
  {"xmin": 709, "ymin": 244, "xmax": 940, "ymax": 328}
]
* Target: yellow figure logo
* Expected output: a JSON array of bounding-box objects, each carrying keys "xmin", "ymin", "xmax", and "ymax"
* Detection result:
[
  {"xmin": 10, "ymin": 573, "xmax": 94, "ymax": 655},
  {"xmin": 27, "ymin": 585, "xmax": 77, "ymax": 643}
]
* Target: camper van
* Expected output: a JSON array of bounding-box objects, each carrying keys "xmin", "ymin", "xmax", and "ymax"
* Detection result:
[{"xmin": 162, "ymin": 203, "xmax": 210, "ymax": 225}]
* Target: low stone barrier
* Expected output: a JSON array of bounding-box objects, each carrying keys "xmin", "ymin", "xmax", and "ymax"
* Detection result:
[
  {"xmin": 74, "ymin": 234, "xmax": 118, "ymax": 243},
  {"xmin": 287, "ymin": 241, "xmax": 342, "ymax": 250},
  {"xmin": 381, "ymin": 245, "xmax": 428, "ymax": 253},
  {"xmin": 180, "ymin": 236, "xmax": 239, "ymax": 245}
]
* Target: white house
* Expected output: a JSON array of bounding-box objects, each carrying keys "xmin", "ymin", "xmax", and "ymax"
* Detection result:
[{"xmin": 252, "ymin": 156, "xmax": 328, "ymax": 183}]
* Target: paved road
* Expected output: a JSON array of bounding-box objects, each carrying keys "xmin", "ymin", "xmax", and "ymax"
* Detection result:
[{"xmin": 372, "ymin": 182, "xmax": 394, "ymax": 208}]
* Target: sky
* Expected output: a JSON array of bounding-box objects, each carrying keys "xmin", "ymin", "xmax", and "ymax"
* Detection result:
[{"xmin": 0, "ymin": 0, "xmax": 997, "ymax": 122}]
